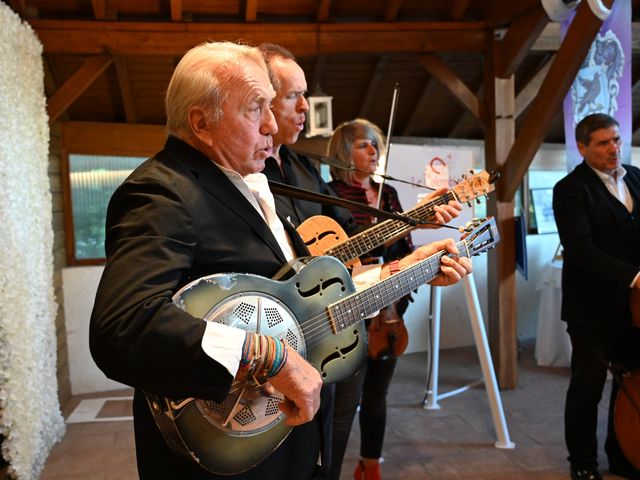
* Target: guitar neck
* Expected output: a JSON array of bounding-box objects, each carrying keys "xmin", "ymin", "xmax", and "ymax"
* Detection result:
[
  {"xmin": 328, "ymin": 238, "xmax": 469, "ymax": 332},
  {"xmin": 325, "ymin": 192, "xmax": 458, "ymax": 263}
]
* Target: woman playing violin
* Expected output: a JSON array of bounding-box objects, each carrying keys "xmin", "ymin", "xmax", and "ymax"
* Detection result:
[{"xmin": 326, "ymin": 119, "xmax": 461, "ymax": 480}]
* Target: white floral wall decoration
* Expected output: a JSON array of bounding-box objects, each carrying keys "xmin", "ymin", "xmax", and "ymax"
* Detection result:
[{"xmin": 0, "ymin": 4, "xmax": 65, "ymax": 479}]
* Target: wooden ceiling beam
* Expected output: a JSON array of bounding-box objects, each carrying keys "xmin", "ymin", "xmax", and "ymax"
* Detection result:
[
  {"xmin": 448, "ymin": 84, "xmax": 483, "ymax": 137},
  {"xmin": 358, "ymin": 55, "xmax": 388, "ymax": 118},
  {"xmin": 309, "ymin": 54, "xmax": 327, "ymax": 95},
  {"xmin": 114, "ymin": 57, "xmax": 137, "ymax": 123},
  {"xmin": 91, "ymin": 0, "xmax": 117, "ymax": 21},
  {"xmin": 9, "ymin": 0, "xmax": 37, "ymax": 17},
  {"xmin": 245, "ymin": 0, "xmax": 258, "ymax": 22},
  {"xmin": 450, "ymin": 0, "xmax": 471, "ymax": 20},
  {"xmin": 383, "ymin": 0, "xmax": 403, "ymax": 22},
  {"xmin": 533, "ymin": 22, "xmax": 640, "ymax": 51},
  {"xmin": 91, "ymin": 0, "xmax": 107, "ymax": 20},
  {"xmin": 29, "ymin": 20, "xmax": 488, "ymax": 56},
  {"xmin": 316, "ymin": 0, "xmax": 332, "ymax": 22},
  {"xmin": 494, "ymin": 7, "xmax": 548, "ymax": 78},
  {"xmin": 61, "ymin": 121, "xmax": 166, "ymax": 156},
  {"xmin": 499, "ymin": 0, "xmax": 614, "ymax": 201},
  {"xmin": 514, "ymin": 54, "xmax": 554, "ymax": 118},
  {"xmin": 402, "ymin": 79, "xmax": 438, "ymax": 136},
  {"xmin": 47, "ymin": 56, "xmax": 115, "ymax": 124},
  {"xmin": 418, "ymin": 55, "xmax": 485, "ymax": 124},
  {"xmin": 484, "ymin": 0, "xmax": 544, "ymax": 27},
  {"xmin": 170, "ymin": 0, "xmax": 183, "ymax": 21}
]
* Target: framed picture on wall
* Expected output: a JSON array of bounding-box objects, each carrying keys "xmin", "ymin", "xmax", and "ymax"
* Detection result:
[{"xmin": 530, "ymin": 188, "xmax": 557, "ymax": 234}]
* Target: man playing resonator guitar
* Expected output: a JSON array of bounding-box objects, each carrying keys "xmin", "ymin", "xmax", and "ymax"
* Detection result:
[{"xmin": 89, "ymin": 41, "xmax": 472, "ymax": 480}]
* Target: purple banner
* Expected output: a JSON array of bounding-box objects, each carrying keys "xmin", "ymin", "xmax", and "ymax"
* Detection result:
[{"xmin": 561, "ymin": 0, "xmax": 632, "ymax": 171}]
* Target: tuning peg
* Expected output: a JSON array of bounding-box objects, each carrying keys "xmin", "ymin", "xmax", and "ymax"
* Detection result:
[
  {"xmin": 467, "ymin": 201, "xmax": 472, "ymax": 208},
  {"xmin": 476, "ymin": 198, "xmax": 481, "ymax": 204}
]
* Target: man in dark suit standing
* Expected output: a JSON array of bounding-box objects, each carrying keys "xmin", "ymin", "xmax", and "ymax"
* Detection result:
[
  {"xmin": 90, "ymin": 41, "xmax": 472, "ymax": 480},
  {"xmin": 553, "ymin": 113, "xmax": 640, "ymax": 480}
]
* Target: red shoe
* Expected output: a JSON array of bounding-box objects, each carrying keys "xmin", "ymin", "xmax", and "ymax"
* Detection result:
[{"xmin": 354, "ymin": 460, "xmax": 382, "ymax": 480}]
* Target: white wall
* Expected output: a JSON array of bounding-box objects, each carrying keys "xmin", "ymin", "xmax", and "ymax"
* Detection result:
[{"xmin": 62, "ymin": 266, "xmax": 126, "ymax": 394}]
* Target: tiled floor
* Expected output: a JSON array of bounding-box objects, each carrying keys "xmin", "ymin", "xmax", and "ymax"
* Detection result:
[{"xmin": 42, "ymin": 340, "xmax": 624, "ymax": 479}]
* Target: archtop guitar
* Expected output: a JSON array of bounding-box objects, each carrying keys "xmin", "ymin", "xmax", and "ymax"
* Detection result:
[{"xmin": 297, "ymin": 169, "xmax": 498, "ymax": 267}]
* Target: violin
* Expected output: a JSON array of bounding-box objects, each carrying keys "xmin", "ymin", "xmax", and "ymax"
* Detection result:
[
  {"xmin": 367, "ymin": 301, "xmax": 409, "ymax": 361},
  {"xmin": 613, "ymin": 368, "xmax": 640, "ymax": 470}
]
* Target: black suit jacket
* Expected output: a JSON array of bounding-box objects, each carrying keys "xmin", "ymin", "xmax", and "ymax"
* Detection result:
[
  {"xmin": 263, "ymin": 146, "xmax": 357, "ymax": 234},
  {"xmin": 90, "ymin": 136, "xmax": 324, "ymax": 479},
  {"xmin": 552, "ymin": 161, "xmax": 640, "ymax": 328}
]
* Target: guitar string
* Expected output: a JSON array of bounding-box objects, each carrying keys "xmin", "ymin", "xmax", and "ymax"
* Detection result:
[
  {"xmin": 299, "ymin": 236, "xmax": 476, "ymax": 347},
  {"xmin": 328, "ymin": 194, "xmax": 452, "ymax": 260},
  {"xmin": 299, "ymin": 254, "xmax": 444, "ymax": 349},
  {"xmin": 293, "ymin": 245, "xmax": 466, "ymax": 349},
  {"xmin": 328, "ymin": 175, "xmax": 492, "ymax": 260}
]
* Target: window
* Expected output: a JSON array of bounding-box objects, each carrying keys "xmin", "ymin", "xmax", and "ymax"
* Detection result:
[{"xmin": 67, "ymin": 154, "xmax": 145, "ymax": 262}]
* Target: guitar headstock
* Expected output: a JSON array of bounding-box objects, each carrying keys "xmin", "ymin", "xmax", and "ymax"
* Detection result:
[
  {"xmin": 461, "ymin": 217, "xmax": 500, "ymax": 256},
  {"xmin": 451, "ymin": 170, "xmax": 499, "ymax": 204}
]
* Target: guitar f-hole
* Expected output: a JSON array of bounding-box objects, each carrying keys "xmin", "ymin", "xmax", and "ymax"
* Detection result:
[{"xmin": 319, "ymin": 329, "xmax": 361, "ymax": 378}]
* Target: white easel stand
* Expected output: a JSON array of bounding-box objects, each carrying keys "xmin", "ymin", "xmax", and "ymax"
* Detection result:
[{"xmin": 422, "ymin": 273, "xmax": 515, "ymax": 449}]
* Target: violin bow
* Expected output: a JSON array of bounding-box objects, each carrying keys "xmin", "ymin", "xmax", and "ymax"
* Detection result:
[{"xmin": 374, "ymin": 82, "xmax": 400, "ymax": 218}]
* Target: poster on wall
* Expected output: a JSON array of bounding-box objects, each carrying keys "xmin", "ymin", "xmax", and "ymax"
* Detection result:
[{"xmin": 383, "ymin": 144, "xmax": 476, "ymax": 246}]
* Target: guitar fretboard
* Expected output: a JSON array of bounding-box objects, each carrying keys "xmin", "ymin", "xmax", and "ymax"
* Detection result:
[
  {"xmin": 328, "ymin": 239, "xmax": 470, "ymax": 332},
  {"xmin": 325, "ymin": 192, "xmax": 458, "ymax": 263}
]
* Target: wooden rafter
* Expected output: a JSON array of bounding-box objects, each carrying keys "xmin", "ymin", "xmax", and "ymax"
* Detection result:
[
  {"xmin": 484, "ymin": 0, "xmax": 544, "ymax": 27},
  {"xmin": 47, "ymin": 56, "xmax": 115, "ymax": 124},
  {"xmin": 316, "ymin": 0, "xmax": 332, "ymax": 22},
  {"xmin": 450, "ymin": 0, "xmax": 471, "ymax": 20},
  {"xmin": 533, "ymin": 22, "xmax": 640, "ymax": 52},
  {"xmin": 384, "ymin": 0, "xmax": 403, "ymax": 22},
  {"xmin": 91, "ymin": 0, "xmax": 107, "ymax": 20},
  {"xmin": 402, "ymin": 79, "xmax": 439, "ymax": 136},
  {"xmin": 309, "ymin": 55, "xmax": 327, "ymax": 95},
  {"xmin": 447, "ymin": 85, "xmax": 483, "ymax": 137},
  {"xmin": 499, "ymin": 0, "xmax": 614, "ymax": 201},
  {"xmin": 114, "ymin": 57, "xmax": 137, "ymax": 123},
  {"xmin": 42, "ymin": 56, "xmax": 59, "ymax": 99},
  {"xmin": 358, "ymin": 55, "xmax": 389, "ymax": 118},
  {"xmin": 494, "ymin": 7, "xmax": 548, "ymax": 78},
  {"xmin": 170, "ymin": 0, "xmax": 183, "ymax": 21},
  {"xmin": 245, "ymin": 0, "xmax": 258, "ymax": 22},
  {"xmin": 28, "ymin": 20, "xmax": 487, "ymax": 56},
  {"xmin": 417, "ymin": 55, "xmax": 485, "ymax": 123},
  {"xmin": 9, "ymin": 0, "xmax": 36, "ymax": 17},
  {"xmin": 514, "ymin": 54, "xmax": 554, "ymax": 118}
]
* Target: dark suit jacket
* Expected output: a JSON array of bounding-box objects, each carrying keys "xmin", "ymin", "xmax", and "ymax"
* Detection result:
[
  {"xmin": 90, "ymin": 136, "xmax": 325, "ymax": 479},
  {"xmin": 263, "ymin": 146, "xmax": 357, "ymax": 234},
  {"xmin": 552, "ymin": 161, "xmax": 640, "ymax": 328}
]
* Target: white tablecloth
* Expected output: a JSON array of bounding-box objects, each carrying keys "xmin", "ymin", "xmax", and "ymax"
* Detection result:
[{"xmin": 534, "ymin": 259, "xmax": 572, "ymax": 367}]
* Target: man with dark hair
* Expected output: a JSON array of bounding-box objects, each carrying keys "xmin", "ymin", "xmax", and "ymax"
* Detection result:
[
  {"xmin": 258, "ymin": 43, "xmax": 463, "ymax": 480},
  {"xmin": 553, "ymin": 113, "xmax": 640, "ymax": 480}
]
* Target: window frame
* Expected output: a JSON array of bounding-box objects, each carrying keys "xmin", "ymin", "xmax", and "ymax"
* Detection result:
[{"xmin": 60, "ymin": 122, "xmax": 166, "ymax": 266}]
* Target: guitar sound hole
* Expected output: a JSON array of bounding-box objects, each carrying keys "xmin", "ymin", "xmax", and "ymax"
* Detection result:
[
  {"xmin": 285, "ymin": 329, "xmax": 299, "ymax": 351},
  {"xmin": 233, "ymin": 303, "xmax": 256, "ymax": 324},
  {"xmin": 264, "ymin": 307, "xmax": 284, "ymax": 328},
  {"xmin": 265, "ymin": 398, "xmax": 280, "ymax": 416},
  {"xmin": 233, "ymin": 406, "xmax": 257, "ymax": 426}
]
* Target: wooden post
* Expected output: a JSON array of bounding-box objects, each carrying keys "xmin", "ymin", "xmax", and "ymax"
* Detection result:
[{"xmin": 484, "ymin": 44, "xmax": 518, "ymax": 389}]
